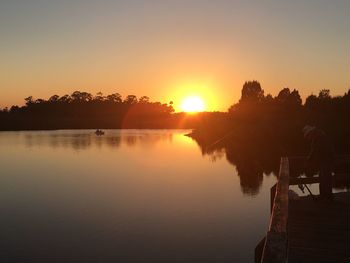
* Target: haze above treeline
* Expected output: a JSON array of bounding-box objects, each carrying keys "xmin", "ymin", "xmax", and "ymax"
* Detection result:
[{"xmin": 2, "ymin": 1, "xmax": 350, "ymax": 110}]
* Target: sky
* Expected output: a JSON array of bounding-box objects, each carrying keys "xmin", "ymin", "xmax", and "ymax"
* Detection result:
[{"xmin": 1, "ymin": 0, "xmax": 350, "ymax": 111}]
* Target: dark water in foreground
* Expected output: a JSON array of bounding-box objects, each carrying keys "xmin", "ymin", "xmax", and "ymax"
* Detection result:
[{"xmin": 0, "ymin": 130, "xmax": 276, "ymax": 262}]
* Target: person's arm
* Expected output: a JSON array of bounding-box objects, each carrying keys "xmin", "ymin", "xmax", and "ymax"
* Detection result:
[
  {"xmin": 305, "ymin": 137, "xmax": 317, "ymax": 176},
  {"xmin": 308, "ymin": 136, "xmax": 318, "ymax": 163}
]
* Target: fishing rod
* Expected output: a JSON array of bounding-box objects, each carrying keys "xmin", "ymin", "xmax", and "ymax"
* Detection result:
[
  {"xmin": 298, "ymin": 181, "xmax": 316, "ymax": 201},
  {"xmin": 206, "ymin": 130, "xmax": 234, "ymax": 150},
  {"xmin": 304, "ymin": 183, "xmax": 315, "ymax": 200}
]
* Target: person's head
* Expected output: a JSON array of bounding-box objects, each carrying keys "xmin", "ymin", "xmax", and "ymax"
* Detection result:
[{"xmin": 303, "ymin": 125, "xmax": 316, "ymax": 140}]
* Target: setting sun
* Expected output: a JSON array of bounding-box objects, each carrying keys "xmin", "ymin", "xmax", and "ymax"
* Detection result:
[{"xmin": 181, "ymin": 96, "xmax": 206, "ymax": 113}]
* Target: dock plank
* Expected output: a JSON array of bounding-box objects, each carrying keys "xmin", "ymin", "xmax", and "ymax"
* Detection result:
[{"xmin": 288, "ymin": 192, "xmax": 350, "ymax": 263}]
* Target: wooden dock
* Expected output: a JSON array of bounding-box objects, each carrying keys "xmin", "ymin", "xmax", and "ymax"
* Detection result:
[
  {"xmin": 256, "ymin": 156, "xmax": 350, "ymax": 263},
  {"xmin": 288, "ymin": 192, "xmax": 350, "ymax": 262}
]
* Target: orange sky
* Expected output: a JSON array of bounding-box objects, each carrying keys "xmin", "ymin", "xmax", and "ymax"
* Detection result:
[{"xmin": 1, "ymin": 1, "xmax": 350, "ymax": 111}]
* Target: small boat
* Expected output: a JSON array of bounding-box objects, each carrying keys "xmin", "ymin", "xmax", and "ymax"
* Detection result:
[{"xmin": 95, "ymin": 129, "xmax": 105, "ymax": 136}]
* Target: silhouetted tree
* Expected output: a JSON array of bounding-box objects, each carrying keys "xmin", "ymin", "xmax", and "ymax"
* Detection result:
[
  {"xmin": 58, "ymin": 95, "xmax": 71, "ymax": 103},
  {"xmin": 139, "ymin": 96, "xmax": 150, "ymax": 103},
  {"xmin": 24, "ymin": 96, "xmax": 34, "ymax": 106},
  {"xmin": 71, "ymin": 91, "xmax": 93, "ymax": 102},
  {"xmin": 94, "ymin": 92, "xmax": 105, "ymax": 102},
  {"xmin": 49, "ymin": 95, "xmax": 60, "ymax": 102},
  {"xmin": 318, "ymin": 89, "xmax": 331, "ymax": 100},
  {"xmin": 124, "ymin": 95, "xmax": 138, "ymax": 104},
  {"xmin": 106, "ymin": 93, "xmax": 122, "ymax": 103},
  {"xmin": 240, "ymin": 80, "xmax": 264, "ymax": 102}
]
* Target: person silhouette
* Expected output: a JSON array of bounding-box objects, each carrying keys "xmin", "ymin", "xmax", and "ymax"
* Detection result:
[{"xmin": 303, "ymin": 126, "xmax": 335, "ymax": 201}]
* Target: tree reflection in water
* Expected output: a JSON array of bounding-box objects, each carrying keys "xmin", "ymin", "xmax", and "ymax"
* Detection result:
[
  {"xmin": 23, "ymin": 130, "xmax": 174, "ymax": 151},
  {"xmin": 192, "ymin": 135, "xmax": 281, "ymax": 195}
]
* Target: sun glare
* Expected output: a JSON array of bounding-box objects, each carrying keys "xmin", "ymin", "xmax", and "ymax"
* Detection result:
[{"xmin": 181, "ymin": 96, "xmax": 205, "ymax": 113}]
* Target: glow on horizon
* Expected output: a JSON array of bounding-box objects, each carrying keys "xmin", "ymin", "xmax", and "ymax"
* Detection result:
[
  {"xmin": 167, "ymin": 79, "xmax": 221, "ymax": 112},
  {"xmin": 181, "ymin": 96, "xmax": 205, "ymax": 113}
]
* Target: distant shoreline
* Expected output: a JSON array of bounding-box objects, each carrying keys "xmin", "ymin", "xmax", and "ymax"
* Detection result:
[{"xmin": 0, "ymin": 127, "xmax": 194, "ymax": 132}]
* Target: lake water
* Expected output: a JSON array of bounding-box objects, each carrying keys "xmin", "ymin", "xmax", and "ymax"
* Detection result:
[{"xmin": 0, "ymin": 130, "xmax": 276, "ymax": 262}]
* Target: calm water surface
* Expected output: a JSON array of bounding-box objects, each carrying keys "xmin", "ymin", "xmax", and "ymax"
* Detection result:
[{"xmin": 0, "ymin": 130, "xmax": 276, "ymax": 262}]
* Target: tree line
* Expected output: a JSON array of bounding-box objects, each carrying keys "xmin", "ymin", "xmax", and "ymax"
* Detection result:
[
  {"xmin": 190, "ymin": 81, "xmax": 350, "ymax": 194},
  {"xmin": 192, "ymin": 80, "xmax": 350, "ymax": 153},
  {"xmin": 1, "ymin": 82, "xmax": 350, "ymax": 143},
  {"xmin": 0, "ymin": 91, "xmax": 178, "ymax": 130}
]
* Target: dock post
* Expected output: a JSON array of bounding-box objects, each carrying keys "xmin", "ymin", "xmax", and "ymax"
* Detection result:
[{"xmin": 270, "ymin": 184, "xmax": 277, "ymax": 213}]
